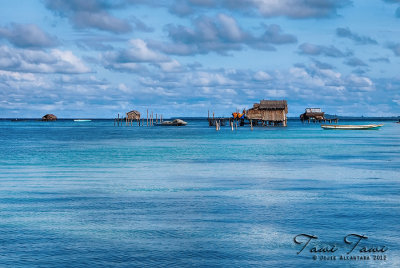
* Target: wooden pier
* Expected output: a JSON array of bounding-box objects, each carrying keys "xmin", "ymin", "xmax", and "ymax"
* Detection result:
[
  {"xmin": 114, "ymin": 109, "xmax": 163, "ymax": 127},
  {"xmin": 208, "ymin": 100, "xmax": 289, "ymax": 130},
  {"xmin": 304, "ymin": 118, "xmax": 339, "ymax": 124}
]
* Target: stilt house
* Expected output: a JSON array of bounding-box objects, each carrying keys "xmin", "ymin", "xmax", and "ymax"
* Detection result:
[
  {"xmin": 246, "ymin": 100, "xmax": 288, "ymax": 126},
  {"xmin": 300, "ymin": 108, "xmax": 325, "ymax": 121}
]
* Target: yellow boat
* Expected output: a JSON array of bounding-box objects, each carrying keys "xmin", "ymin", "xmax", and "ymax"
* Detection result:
[{"xmin": 321, "ymin": 124, "xmax": 383, "ymax": 130}]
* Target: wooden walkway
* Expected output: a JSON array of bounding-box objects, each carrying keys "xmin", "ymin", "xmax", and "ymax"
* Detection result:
[
  {"xmin": 301, "ymin": 118, "xmax": 339, "ymax": 123},
  {"xmin": 114, "ymin": 110, "xmax": 163, "ymax": 127}
]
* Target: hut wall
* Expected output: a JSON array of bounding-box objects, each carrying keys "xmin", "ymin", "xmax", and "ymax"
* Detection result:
[
  {"xmin": 261, "ymin": 110, "xmax": 286, "ymax": 121},
  {"xmin": 246, "ymin": 109, "xmax": 263, "ymax": 120},
  {"xmin": 247, "ymin": 109, "xmax": 286, "ymax": 121}
]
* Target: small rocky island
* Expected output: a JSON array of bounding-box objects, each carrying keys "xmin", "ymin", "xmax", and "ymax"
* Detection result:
[
  {"xmin": 161, "ymin": 119, "xmax": 187, "ymax": 126},
  {"xmin": 42, "ymin": 114, "xmax": 57, "ymax": 121}
]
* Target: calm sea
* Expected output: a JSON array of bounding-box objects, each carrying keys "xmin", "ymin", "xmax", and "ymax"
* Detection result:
[{"xmin": 0, "ymin": 119, "xmax": 399, "ymax": 267}]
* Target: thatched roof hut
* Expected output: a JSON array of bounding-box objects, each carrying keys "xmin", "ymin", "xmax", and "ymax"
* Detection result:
[
  {"xmin": 126, "ymin": 110, "xmax": 140, "ymax": 120},
  {"xmin": 300, "ymin": 108, "xmax": 325, "ymax": 121},
  {"xmin": 246, "ymin": 100, "xmax": 288, "ymax": 126},
  {"xmin": 42, "ymin": 114, "xmax": 57, "ymax": 121}
]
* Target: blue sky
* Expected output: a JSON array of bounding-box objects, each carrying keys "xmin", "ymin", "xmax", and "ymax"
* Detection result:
[{"xmin": 0, "ymin": 0, "xmax": 400, "ymax": 118}]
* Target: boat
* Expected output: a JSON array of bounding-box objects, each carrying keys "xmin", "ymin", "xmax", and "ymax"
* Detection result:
[
  {"xmin": 321, "ymin": 124, "xmax": 383, "ymax": 130},
  {"xmin": 73, "ymin": 119, "xmax": 92, "ymax": 122}
]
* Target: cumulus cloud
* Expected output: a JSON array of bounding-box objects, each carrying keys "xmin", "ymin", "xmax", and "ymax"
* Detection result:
[
  {"xmin": 157, "ymin": 59, "xmax": 182, "ymax": 72},
  {"xmin": 312, "ymin": 59, "xmax": 334, "ymax": 70},
  {"xmin": 336, "ymin": 27, "xmax": 378, "ymax": 45},
  {"xmin": 127, "ymin": 62, "xmax": 378, "ymax": 115},
  {"xmin": 298, "ymin": 43, "xmax": 350, "ymax": 57},
  {"xmin": 102, "ymin": 39, "xmax": 181, "ymax": 73},
  {"xmin": 169, "ymin": 0, "xmax": 195, "ymax": 16},
  {"xmin": 387, "ymin": 42, "xmax": 400, "ymax": 56},
  {"xmin": 345, "ymin": 74, "xmax": 373, "ymax": 91},
  {"xmin": 169, "ymin": 0, "xmax": 351, "ymax": 19},
  {"xmin": 253, "ymin": 71, "xmax": 272, "ymax": 81},
  {"xmin": 369, "ymin": 57, "xmax": 390, "ymax": 63},
  {"xmin": 0, "ymin": 59, "xmax": 386, "ymax": 117},
  {"xmin": 344, "ymin": 57, "xmax": 368, "ymax": 67},
  {"xmin": 243, "ymin": 0, "xmax": 351, "ymax": 18},
  {"xmin": 250, "ymin": 24, "xmax": 297, "ymax": 50},
  {"xmin": 103, "ymin": 62, "xmax": 145, "ymax": 73},
  {"xmin": 155, "ymin": 14, "xmax": 296, "ymax": 55},
  {"xmin": 381, "ymin": 0, "xmax": 400, "ymax": 17},
  {"xmin": 44, "ymin": 0, "xmax": 132, "ymax": 33},
  {"xmin": 0, "ymin": 70, "xmax": 46, "ymax": 91},
  {"xmin": 130, "ymin": 16, "xmax": 154, "ymax": 32},
  {"xmin": 0, "ymin": 23, "xmax": 59, "ymax": 48},
  {"xmin": 113, "ymin": 39, "xmax": 169, "ymax": 62},
  {"xmin": 287, "ymin": 62, "xmax": 375, "ymax": 94},
  {"xmin": 0, "ymin": 45, "xmax": 90, "ymax": 73},
  {"xmin": 160, "ymin": 14, "xmax": 248, "ymax": 55},
  {"xmin": 56, "ymin": 75, "xmax": 107, "ymax": 86}
]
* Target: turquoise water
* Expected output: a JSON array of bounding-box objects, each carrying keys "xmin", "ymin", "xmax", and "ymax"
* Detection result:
[{"xmin": 0, "ymin": 119, "xmax": 399, "ymax": 267}]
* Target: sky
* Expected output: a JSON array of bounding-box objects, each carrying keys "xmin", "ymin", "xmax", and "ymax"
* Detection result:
[{"xmin": 0, "ymin": 0, "xmax": 400, "ymax": 118}]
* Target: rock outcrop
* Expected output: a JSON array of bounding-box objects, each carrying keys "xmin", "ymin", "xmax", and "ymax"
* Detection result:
[
  {"xmin": 42, "ymin": 114, "xmax": 57, "ymax": 121},
  {"xmin": 161, "ymin": 119, "xmax": 187, "ymax": 126}
]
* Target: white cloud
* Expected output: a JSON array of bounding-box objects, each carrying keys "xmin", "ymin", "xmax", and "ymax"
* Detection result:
[
  {"xmin": 125, "ymin": 39, "xmax": 168, "ymax": 62},
  {"xmin": 170, "ymin": 0, "xmax": 350, "ymax": 19},
  {"xmin": 158, "ymin": 59, "xmax": 181, "ymax": 72},
  {"xmin": 217, "ymin": 13, "xmax": 245, "ymax": 41},
  {"xmin": 240, "ymin": 0, "xmax": 350, "ymax": 18},
  {"xmin": 189, "ymin": 71, "xmax": 235, "ymax": 86},
  {"xmin": 0, "ymin": 23, "xmax": 58, "ymax": 48},
  {"xmin": 103, "ymin": 39, "xmax": 172, "ymax": 72},
  {"xmin": 118, "ymin": 83, "xmax": 131, "ymax": 93},
  {"xmin": 346, "ymin": 74, "xmax": 374, "ymax": 91},
  {"xmin": 254, "ymin": 71, "xmax": 272, "ymax": 81},
  {"xmin": 0, "ymin": 46, "xmax": 90, "ymax": 74}
]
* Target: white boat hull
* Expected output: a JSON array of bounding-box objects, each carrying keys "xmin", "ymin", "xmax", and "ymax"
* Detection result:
[{"xmin": 321, "ymin": 124, "xmax": 383, "ymax": 130}]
